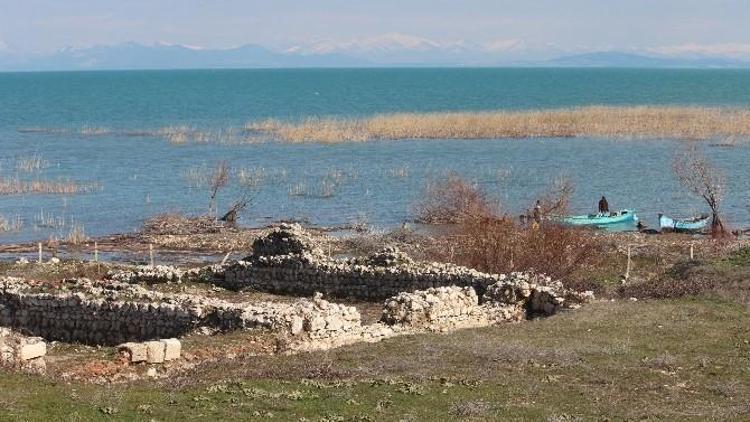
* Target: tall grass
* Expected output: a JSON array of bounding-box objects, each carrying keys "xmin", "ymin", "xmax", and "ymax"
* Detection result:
[
  {"xmin": 245, "ymin": 106, "xmax": 750, "ymax": 143},
  {"xmin": 237, "ymin": 167, "xmax": 267, "ymax": 187},
  {"xmin": 15, "ymin": 154, "xmax": 50, "ymax": 173},
  {"xmin": 0, "ymin": 214, "xmax": 24, "ymax": 233},
  {"xmin": 0, "ymin": 176, "xmax": 100, "ymax": 195},
  {"xmin": 65, "ymin": 223, "xmax": 87, "ymax": 245}
]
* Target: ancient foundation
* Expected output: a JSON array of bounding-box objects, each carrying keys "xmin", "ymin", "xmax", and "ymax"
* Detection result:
[{"xmin": 1, "ymin": 223, "xmax": 593, "ymax": 356}]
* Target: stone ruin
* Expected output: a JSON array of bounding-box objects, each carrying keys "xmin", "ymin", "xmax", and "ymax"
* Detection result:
[
  {"xmin": 213, "ymin": 224, "xmax": 514, "ymax": 300},
  {"xmin": 0, "ymin": 327, "xmax": 46, "ymax": 370},
  {"xmin": 0, "ymin": 223, "xmax": 594, "ymax": 364},
  {"xmin": 0, "ymin": 276, "xmax": 364, "ymax": 347}
]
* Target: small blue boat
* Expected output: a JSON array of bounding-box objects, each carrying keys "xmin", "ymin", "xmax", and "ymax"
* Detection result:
[
  {"xmin": 659, "ymin": 213, "xmax": 709, "ymax": 233},
  {"xmin": 556, "ymin": 209, "xmax": 638, "ymax": 227}
]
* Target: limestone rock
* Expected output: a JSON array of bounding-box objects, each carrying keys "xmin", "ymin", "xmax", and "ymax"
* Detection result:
[
  {"xmin": 160, "ymin": 338, "xmax": 181, "ymax": 361},
  {"xmin": 145, "ymin": 341, "xmax": 165, "ymax": 364}
]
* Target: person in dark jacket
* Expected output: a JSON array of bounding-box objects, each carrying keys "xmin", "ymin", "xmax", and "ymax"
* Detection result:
[{"xmin": 598, "ymin": 196, "xmax": 609, "ymax": 214}]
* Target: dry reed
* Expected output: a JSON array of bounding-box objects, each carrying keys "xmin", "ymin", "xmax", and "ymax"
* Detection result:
[
  {"xmin": 0, "ymin": 214, "xmax": 24, "ymax": 233},
  {"xmin": 245, "ymin": 106, "xmax": 750, "ymax": 143},
  {"xmin": 15, "ymin": 154, "xmax": 50, "ymax": 173},
  {"xmin": 0, "ymin": 177, "xmax": 100, "ymax": 195},
  {"xmin": 65, "ymin": 223, "xmax": 87, "ymax": 244}
]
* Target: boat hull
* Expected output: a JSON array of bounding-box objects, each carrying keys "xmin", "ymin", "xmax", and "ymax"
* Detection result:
[
  {"xmin": 557, "ymin": 209, "xmax": 638, "ymax": 227},
  {"xmin": 659, "ymin": 214, "xmax": 709, "ymax": 233}
]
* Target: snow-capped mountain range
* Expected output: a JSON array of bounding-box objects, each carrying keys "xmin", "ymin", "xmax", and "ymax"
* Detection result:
[{"xmin": 2, "ymin": 33, "xmax": 749, "ymax": 71}]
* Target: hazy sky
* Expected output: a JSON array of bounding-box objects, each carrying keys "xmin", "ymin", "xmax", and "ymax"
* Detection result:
[{"xmin": 1, "ymin": 0, "xmax": 749, "ymax": 56}]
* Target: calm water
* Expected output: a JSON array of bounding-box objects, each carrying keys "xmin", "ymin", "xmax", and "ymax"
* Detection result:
[{"xmin": 1, "ymin": 68, "xmax": 750, "ymax": 243}]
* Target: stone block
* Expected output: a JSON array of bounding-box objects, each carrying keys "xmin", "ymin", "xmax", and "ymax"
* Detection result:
[
  {"xmin": 19, "ymin": 340, "xmax": 47, "ymax": 361},
  {"xmin": 160, "ymin": 338, "xmax": 181, "ymax": 361},
  {"xmin": 118, "ymin": 342, "xmax": 148, "ymax": 363},
  {"xmin": 145, "ymin": 341, "xmax": 165, "ymax": 364}
]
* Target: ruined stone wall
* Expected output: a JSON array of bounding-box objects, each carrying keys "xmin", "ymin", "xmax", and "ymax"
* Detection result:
[
  {"xmin": 0, "ymin": 277, "xmax": 360, "ymax": 345},
  {"xmin": 108, "ymin": 225, "xmax": 588, "ymax": 305},
  {"xmin": 214, "ymin": 229, "xmax": 504, "ymax": 301}
]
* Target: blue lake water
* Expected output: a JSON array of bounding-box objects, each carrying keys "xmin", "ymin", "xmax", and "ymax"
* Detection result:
[{"xmin": 1, "ymin": 68, "xmax": 750, "ymax": 243}]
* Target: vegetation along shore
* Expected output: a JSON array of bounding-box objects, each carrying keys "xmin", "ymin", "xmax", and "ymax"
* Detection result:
[{"xmin": 246, "ymin": 106, "xmax": 750, "ymax": 143}]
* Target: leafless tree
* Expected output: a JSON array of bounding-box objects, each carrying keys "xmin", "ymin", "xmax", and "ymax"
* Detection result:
[
  {"xmin": 220, "ymin": 191, "xmax": 253, "ymax": 226},
  {"xmin": 208, "ymin": 161, "xmax": 230, "ymax": 216},
  {"xmin": 413, "ymin": 173, "xmax": 497, "ymax": 224},
  {"xmin": 537, "ymin": 175, "xmax": 574, "ymax": 216},
  {"xmin": 673, "ymin": 145, "xmax": 727, "ymax": 234}
]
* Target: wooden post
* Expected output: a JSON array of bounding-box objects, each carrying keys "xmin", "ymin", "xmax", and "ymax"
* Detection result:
[
  {"xmin": 149, "ymin": 244, "xmax": 154, "ymax": 267},
  {"xmin": 624, "ymin": 244, "xmax": 631, "ymax": 281},
  {"xmin": 38, "ymin": 242, "xmax": 42, "ymax": 264},
  {"xmin": 690, "ymin": 242, "xmax": 695, "ymax": 261},
  {"xmin": 94, "ymin": 241, "xmax": 99, "ymax": 262}
]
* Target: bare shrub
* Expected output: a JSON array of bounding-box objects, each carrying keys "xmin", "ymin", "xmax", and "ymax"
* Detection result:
[
  {"xmin": 209, "ymin": 161, "xmax": 230, "ymax": 215},
  {"xmin": 417, "ymin": 174, "xmax": 598, "ymax": 280},
  {"xmin": 436, "ymin": 217, "xmax": 601, "ymax": 280},
  {"xmin": 537, "ymin": 176, "xmax": 574, "ymax": 216},
  {"xmin": 673, "ymin": 145, "xmax": 727, "ymax": 235},
  {"xmin": 414, "ymin": 173, "xmax": 496, "ymax": 224},
  {"xmin": 220, "ymin": 193, "xmax": 253, "ymax": 226}
]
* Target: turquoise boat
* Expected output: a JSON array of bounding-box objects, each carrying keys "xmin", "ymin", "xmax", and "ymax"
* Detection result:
[
  {"xmin": 556, "ymin": 209, "xmax": 638, "ymax": 227},
  {"xmin": 658, "ymin": 213, "xmax": 709, "ymax": 233}
]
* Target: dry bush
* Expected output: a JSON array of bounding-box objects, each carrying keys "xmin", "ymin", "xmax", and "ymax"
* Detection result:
[
  {"xmin": 414, "ymin": 173, "xmax": 496, "ymax": 224},
  {"xmin": 417, "ymin": 174, "xmax": 597, "ymax": 280},
  {"xmin": 436, "ymin": 217, "xmax": 601, "ymax": 280},
  {"xmin": 537, "ymin": 176, "xmax": 574, "ymax": 216}
]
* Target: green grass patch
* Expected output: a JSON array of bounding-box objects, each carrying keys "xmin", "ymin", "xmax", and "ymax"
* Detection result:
[{"xmin": 2, "ymin": 298, "xmax": 749, "ymax": 420}]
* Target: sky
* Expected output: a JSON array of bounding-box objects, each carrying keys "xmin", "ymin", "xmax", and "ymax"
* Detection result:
[{"xmin": 1, "ymin": 0, "xmax": 750, "ymax": 58}]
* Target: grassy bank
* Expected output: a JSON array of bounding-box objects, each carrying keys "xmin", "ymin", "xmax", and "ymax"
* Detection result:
[
  {"xmin": 246, "ymin": 106, "xmax": 750, "ymax": 143},
  {"xmin": 2, "ymin": 298, "xmax": 748, "ymax": 420}
]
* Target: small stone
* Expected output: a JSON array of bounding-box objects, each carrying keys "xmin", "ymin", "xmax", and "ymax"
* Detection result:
[{"xmin": 290, "ymin": 316, "xmax": 304, "ymax": 335}]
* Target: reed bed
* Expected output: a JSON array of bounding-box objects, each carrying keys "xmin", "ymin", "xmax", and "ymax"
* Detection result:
[
  {"xmin": 0, "ymin": 177, "xmax": 100, "ymax": 196},
  {"xmin": 65, "ymin": 223, "xmax": 87, "ymax": 244},
  {"xmin": 15, "ymin": 154, "xmax": 50, "ymax": 173},
  {"xmin": 236, "ymin": 167, "xmax": 267, "ymax": 187},
  {"xmin": 245, "ymin": 106, "xmax": 750, "ymax": 143},
  {"xmin": 0, "ymin": 214, "xmax": 24, "ymax": 233}
]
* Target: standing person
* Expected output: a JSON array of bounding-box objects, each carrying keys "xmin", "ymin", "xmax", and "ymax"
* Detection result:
[
  {"xmin": 532, "ymin": 200, "xmax": 542, "ymax": 223},
  {"xmin": 598, "ymin": 195, "xmax": 609, "ymax": 215},
  {"xmin": 531, "ymin": 200, "xmax": 542, "ymax": 229}
]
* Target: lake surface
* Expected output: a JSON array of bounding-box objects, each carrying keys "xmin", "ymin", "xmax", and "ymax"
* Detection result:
[{"xmin": 1, "ymin": 68, "xmax": 750, "ymax": 243}]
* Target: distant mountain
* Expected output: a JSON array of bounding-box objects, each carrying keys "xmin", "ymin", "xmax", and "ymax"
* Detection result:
[
  {"xmin": 544, "ymin": 51, "xmax": 750, "ymax": 68},
  {"xmin": 0, "ymin": 42, "xmax": 369, "ymax": 71},
  {"xmin": 284, "ymin": 32, "xmax": 531, "ymax": 65},
  {"xmin": 3, "ymin": 40, "xmax": 750, "ymax": 71}
]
